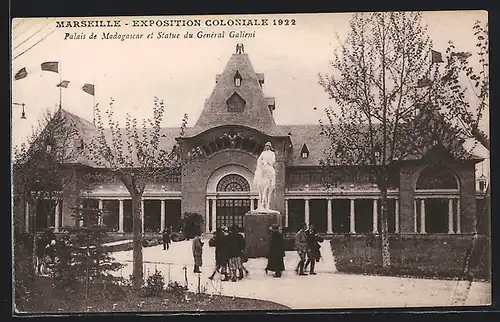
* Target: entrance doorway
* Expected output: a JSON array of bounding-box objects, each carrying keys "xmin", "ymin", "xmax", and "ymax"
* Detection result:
[{"xmin": 216, "ymin": 199, "xmax": 251, "ymax": 232}]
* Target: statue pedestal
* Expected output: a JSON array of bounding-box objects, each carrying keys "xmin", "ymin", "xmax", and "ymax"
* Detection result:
[{"xmin": 244, "ymin": 210, "xmax": 283, "ymax": 258}]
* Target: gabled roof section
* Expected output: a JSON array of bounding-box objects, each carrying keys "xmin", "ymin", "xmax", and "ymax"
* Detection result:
[{"xmin": 185, "ymin": 52, "xmax": 286, "ymax": 137}]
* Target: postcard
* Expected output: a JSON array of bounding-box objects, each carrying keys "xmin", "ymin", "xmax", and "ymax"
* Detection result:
[{"xmin": 11, "ymin": 11, "xmax": 490, "ymax": 314}]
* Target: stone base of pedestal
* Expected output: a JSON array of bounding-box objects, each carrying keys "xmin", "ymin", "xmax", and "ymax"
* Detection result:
[{"xmin": 244, "ymin": 211, "xmax": 283, "ymax": 258}]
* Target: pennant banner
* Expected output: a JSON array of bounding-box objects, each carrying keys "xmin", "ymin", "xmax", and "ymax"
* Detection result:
[
  {"xmin": 13, "ymin": 61, "xmax": 59, "ymax": 81},
  {"xmin": 56, "ymin": 80, "xmax": 95, "ymax": 96},
  {"xmin": 41, "ymin": 61, "xmax": 59, "ymax": 73},
  {"xmin": 417, "ymin": 78, "xmax": 431, "ymax": 88},
  {"xmin": 82, "ymin": 83, "xmax": 95, "ymax": 96},
  {"xmin": 431, "ymin": 50, "xmax": 444, "ymax": 64},
  {"xmin": 14, "ymin": 67, "xmax": 27, "ymax": 80}
]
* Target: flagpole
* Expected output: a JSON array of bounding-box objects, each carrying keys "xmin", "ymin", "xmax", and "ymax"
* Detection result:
[
  {"xmin": 92, "ymin": 77, "xmax": 96, "ymax": 125},
  {"xmin": 59, "ymin": 60, "xmax": 62, "ymax": 111}
]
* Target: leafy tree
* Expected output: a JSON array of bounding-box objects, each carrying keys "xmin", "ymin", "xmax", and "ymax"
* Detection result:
[
  {"xmin": 84, "ymin": 98, "xmax": 191, "ymax": 290},
  {"xmin": 12, "ymin": 108, "xmax": 98, "ymax": 234},
  {"xmin": 318, "ymin": 12, "xmax": 468, "ymax": 269}
]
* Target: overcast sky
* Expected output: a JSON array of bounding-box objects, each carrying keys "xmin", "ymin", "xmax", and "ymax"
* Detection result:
[{"xmin": 11, "ymin": 11, "xmax": 489, "ymax": 177}]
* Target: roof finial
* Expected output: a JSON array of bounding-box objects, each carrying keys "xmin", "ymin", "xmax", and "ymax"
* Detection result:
[{"xmin": 236, "ymin": 43, "xmax": 244, "ymax": 54}]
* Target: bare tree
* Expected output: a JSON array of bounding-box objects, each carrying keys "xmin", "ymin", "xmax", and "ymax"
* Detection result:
[
  {"xmin": 318, "ymin": 12, "xmax": 468, "ymax": 269},
  {"xmin": 439, "ymin": 20, "xmax": 489, "ymax": 151},
  {"xmin": 437, "ymin": 20, "xmax": 490, "ymax": 305},
  {"xmin": 84, "ymin": 98, "xmax": 190, "ymax": 290}
]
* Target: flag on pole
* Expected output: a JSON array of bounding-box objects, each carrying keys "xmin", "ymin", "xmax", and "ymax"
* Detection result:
[
  {"xmin": 451, "ymin": 51, "xmax": 472, "ymax": 60},
  {"xmin": 14, "ymin": 67, "xmax": 28, "ymax": 80},
  {"xmin": 56, "ymin": 80, "xmax": 70, "ymax": 88},
  {"xmin": 41, "ymin": 61, "xmax": 59, "ymax": 73},
  {"xmin": 417, "ymin": 78, "xmax": 431, "ymax": 88},
  {"xmin": 82, "ymin": 84, "xmax": 95, "ymax": 96},
  {"xmin": 431, "ymin": 50, "xmax": 444, "ymax": 64}
]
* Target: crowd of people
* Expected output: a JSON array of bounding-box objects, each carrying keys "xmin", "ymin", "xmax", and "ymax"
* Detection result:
[{"xmin": 192, "ymin": 223, "xmax": 323, "ymax": 281}]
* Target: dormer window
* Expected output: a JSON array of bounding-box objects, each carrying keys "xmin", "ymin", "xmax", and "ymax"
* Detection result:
[
  {"xmin": 227, "ymin": 92, "xmax": 246, "ymax": 112},
  {"xmin": 300, "ymin": 144, "xmax": 309, "ymax": 159},
  {"xmin": 234, "ymin": 71, "xmax": 242, "ymax": 87}
]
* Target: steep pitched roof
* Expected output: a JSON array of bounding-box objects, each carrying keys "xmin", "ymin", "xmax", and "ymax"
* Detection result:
[
  {"xmin": 185, "ymin": 53, "xmax": 287, "ymax": 137},
  {"xmin": 49, "ymin": 110, "xmax": 482, "ymax": 169},
  {"xmin": 278, "ymin": 124, "xmax": 329, "ymax": 166}
]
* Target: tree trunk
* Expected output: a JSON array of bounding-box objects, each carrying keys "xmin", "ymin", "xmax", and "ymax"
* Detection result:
[
  {"xmin": 379, "ymin": 187, "xmax": 391, "ymax": 269},
  {"xmin": 130, "ymin": 192, "xmax": 143, "ymax": 290}
]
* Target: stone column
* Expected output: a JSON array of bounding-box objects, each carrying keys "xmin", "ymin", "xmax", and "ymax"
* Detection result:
[
  {"xmin": 24, "ymin": 200, "xmax": 30, "ymax": 233},
  {"xmin": 420, "ymin": 199, "xmax": 426, "ymax": 234},
  {"xmin": 394, "ymin": 199, "xmax": 400, "ymax": 234},
  {"xmin": 141, "ymin": 199, "xmax": 145, "ymax": 234},
  {"xmin": 284, "ymin": 198, "xmax": 289, "ymax": 227},
  {"xmin": 448, "ymin": 198, "xmax": 454, "ymax": 234},
  {"xmin": 205, "ymin": 198, "xmax": 210, "ymax": 232},
  {"xmin": 161, "ymin": 199, "xmax": 166, "ymax": 232},
  {"xmin": 118, "ymin": 199, "xmax": 124, "ymax": 233},
  {"xmin": 414, "ymin": 199, "xmax": 418, "ymax": 233},
  {"xmin": 456, "ymin": 198, "xmax": 461, "ymax": 234},
  {"xmin": 327, "ymin": 198, "xmax": 333, "ymax": 233},
  {"xmin": 211, "ymin": 198, "xmax": 217, "ymax": 231},
  {"xmin": 98, "ymin": 199, "xmax": 104, "ymax": 225},
  {"xmin": 350, "ymin": 198, "xmax": 355, "ymax": 234},
  {"xmin": 54, "ymin": 200, "xmax": 60, "ymax": 232},
  {"xmin": 372, "ymin": 198, "xmax": 379, "ymax": 234},
  {"xmin": 304, "ymin": 198, "xmax": 310, "ymax": 226}
]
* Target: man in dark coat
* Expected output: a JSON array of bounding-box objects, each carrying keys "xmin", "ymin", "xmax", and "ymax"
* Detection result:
[
  {"xmin": 304, "ymin": 225, "xmax": 323, "ymax": 275},
  {"xmin": 162, "ymin": 226, "xmax": 171, "ymax": 250},
  {"xmin": 266, "ymin": 224, "xmax": 285, "ymax": 277},
  {"xmin": 209, "ymin": 227, "xmax": 230, "ymax": 281}
]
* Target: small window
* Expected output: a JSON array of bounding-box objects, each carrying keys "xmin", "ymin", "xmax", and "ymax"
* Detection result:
[
  {"xmin": 234, "ymin": 71, "xmax": 242, "ymax": 87},
  {"xmin": 300, "ymin": 144, "xmax": 309, "ymax": 159}
]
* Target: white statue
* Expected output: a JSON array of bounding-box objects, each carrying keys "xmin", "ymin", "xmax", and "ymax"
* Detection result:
[{"xmin": 253, "ymin": 142, "xmax": 276, "ymax": 211}]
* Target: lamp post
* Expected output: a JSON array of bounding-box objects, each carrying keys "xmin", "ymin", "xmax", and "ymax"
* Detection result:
[{"xmin": 12, "ymin": 102, "xmax": 27, "ymax": 119}]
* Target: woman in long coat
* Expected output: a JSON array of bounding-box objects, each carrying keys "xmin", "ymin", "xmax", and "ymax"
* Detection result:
[
  {"xmin": 209, "ymin": 227, "xmax": 229, "ymax": 280},
  {"xmin": 265, "ymin": 224, "xmax": 285, "ymax": 277}
]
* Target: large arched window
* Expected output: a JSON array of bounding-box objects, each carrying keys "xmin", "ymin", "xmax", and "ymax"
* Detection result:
[
  {"xmin": 415, "ymin": 166, "xmax": 460, "ymax": 234},
  {"xmin": 416, "ymin": 166, "xmax": 458, "ymax": 190},
  {"xmin": 216, "ymin": 174, "xmax": 250, "ymax": 192}
]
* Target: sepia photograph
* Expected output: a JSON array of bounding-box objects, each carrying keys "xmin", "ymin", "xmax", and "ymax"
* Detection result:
[{"xmin": 11, "ymin": 11, "xmax": 491, "ymax": 314}]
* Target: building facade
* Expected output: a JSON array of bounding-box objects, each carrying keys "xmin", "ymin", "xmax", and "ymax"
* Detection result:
[{"xmin": 16, "ymin": 48, "xmax": 487, "ymax": 237}]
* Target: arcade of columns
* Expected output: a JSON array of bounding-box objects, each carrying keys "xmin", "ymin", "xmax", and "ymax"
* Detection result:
[{"xmin": 24, "ymin": 194, "xmax": 463, "ymax": 235}]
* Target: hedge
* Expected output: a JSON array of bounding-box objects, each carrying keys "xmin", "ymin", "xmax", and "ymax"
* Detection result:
[{"xmin": 330, "ymin": 234, "xmax": 490, "ymax": 280}]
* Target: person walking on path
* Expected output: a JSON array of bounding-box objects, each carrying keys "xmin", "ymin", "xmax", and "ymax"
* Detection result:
[
  {"xmin": 265, "ymin": 224, "xmax": 285, "ymax": 278},
  {"xmin": 304, "ymin": 225, "xmax": 323, "ymax": 275},
  {"xmin": 294, "ymin": 224, "xmax": 308, "ymax": 275},
  {"xmin": 209, "ymin": 227, "xmax": 230, "ymax": 281},
  {"xmin": 227, "ymin": 225, "xmax": 245, "ymax": 282},
  {"xmin": 192, "ymin": 227, "xmax": 204, "ymax": 273},
  {"xmin": 162, "ymin": 226, "xmax": 171, "ymax": 250}
]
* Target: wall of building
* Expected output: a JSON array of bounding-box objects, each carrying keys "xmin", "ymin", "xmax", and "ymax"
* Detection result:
[{"xmin": 399, "ymin": 161, "xmax": 477, "ymax": 234}]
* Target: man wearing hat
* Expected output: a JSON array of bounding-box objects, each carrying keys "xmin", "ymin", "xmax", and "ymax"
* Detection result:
[
  {"xmin": 265, "ymin": 224, "xmax": 285, "ymax": 277},
  {"xmin": 253, "ymin": 141, "xmax": 276, "ymax": 210}
]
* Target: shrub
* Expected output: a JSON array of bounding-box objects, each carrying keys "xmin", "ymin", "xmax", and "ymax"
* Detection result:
[
  {"xmin": 181, "ymin": 212, "xmax": 203, "ymax": 239},
  {"xmin": 170, "ymin": 232, "xmax": 186, "ymax": 242},
  {"xmin": 141, "ymin": 269, "xmax": 165, "ymax": 297},
  {"xmin": 13, "ymin": 233, "xmax": 35, "ymax": 306},
  {"xmin": 165, "ymin": 281, "xmax": 188, "ymax": 301}
]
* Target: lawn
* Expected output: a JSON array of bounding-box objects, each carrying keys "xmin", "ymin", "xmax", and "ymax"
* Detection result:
[{"xmin": 15, "ymin": 277, "xmax": 290, "ymax": 313}]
